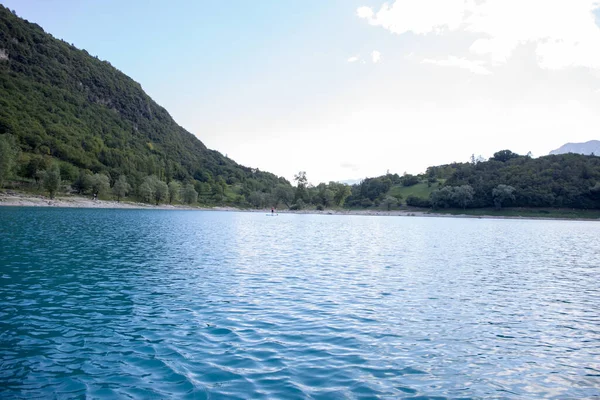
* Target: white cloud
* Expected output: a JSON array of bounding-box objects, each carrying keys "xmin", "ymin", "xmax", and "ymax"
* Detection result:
[
  {"xmin": 466, "ymin": 0, "xmax": 600, "ymax": 68},
  {"xmin": 372, "ymin": 50, "xmax": 381, "ymax": 63},
  {"xmin": 357, "ymin": 0, "xmax": 468, "ymax": 35},
  {"xmin": 348, "ymin": 51, "xmax": 381, "ymax": 64},
  {"xmin": 422, "ymin": 56, "xmax": 491, "ymax": 75},
  {"xmin": 356, "ymin": 6, "xmax": 374, "ymax": 19},
  {"xmin": 358, "ymin": 0, "xmax": 600, "ymax": 69}
]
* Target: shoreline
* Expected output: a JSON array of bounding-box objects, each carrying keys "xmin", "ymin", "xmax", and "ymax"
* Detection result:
[{"xmin": 1, "ymin": 191, "xmax": 598, "ymax": 221}]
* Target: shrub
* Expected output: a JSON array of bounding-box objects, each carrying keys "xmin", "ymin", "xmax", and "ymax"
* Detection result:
[{"xmin": 406, "ymin": 195, "xmax": 431, "ymax": 208}]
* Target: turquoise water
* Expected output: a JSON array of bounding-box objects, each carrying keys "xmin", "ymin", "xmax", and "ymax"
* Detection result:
[{"xmin": 1, "ymin": 208, "xmax": 599, "ymax": 399}]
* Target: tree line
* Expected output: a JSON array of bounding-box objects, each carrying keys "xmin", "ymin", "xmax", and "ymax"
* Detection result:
[
  {"xmin": 434, "ymin": 150, "xmax": 600, "ymax": 209},
  {"xmin": 348, "ymin": 150, "xmax": 600, "ymax": 210},
  {"xmin": 1, "ymin": 134, "xmax": 350, "ymax": 208},
  {"xmin": 3, "ymin": 133, "xmax": 600, "ymax": 210}
]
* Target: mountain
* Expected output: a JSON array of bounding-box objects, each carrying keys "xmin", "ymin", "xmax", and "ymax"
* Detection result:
[
  {"xmin": 549, "ymin": 140, "xmax": 600, "ymax": 156},
  {"xmin": 0, "ymin": 6, "xmax": 287, "ymax": 197}
]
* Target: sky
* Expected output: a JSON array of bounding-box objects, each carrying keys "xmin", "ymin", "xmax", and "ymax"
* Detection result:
[{"xmin": 3, "ymin": 0, "xmax": 600, "ymax": 184}]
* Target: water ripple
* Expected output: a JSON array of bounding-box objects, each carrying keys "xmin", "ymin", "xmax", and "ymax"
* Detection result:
[{"xmin": 1, "ymin": 208, "xmax": 599, "ymax": 398}]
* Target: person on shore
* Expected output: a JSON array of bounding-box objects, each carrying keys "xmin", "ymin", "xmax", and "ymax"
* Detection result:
[
  {"xmin": 93, "ymin": 193, "xmax": 97, "ymax": 201},
  {"xmin": 271, "ymin": 207, "xmax": 274, "ymax": 214}
]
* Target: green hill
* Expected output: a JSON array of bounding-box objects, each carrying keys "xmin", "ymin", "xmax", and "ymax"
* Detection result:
[
  {"xmin": 388, "ymin": 182, "xmax": 439, "ymax": 204},
  {"xmin": 0, "ymin": 6, "xmax": 288, "ymax": 203},
  {"xmin": 442, "ymin": 151, "xmax": 600, "ymax": 209},
  {"xmin": 345, "ymin": 151, "xmax": 600, "ymax": 210}
]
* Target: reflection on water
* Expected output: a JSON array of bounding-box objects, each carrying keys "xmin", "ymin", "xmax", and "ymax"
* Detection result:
[{"xmin": 1, "ymin": 208, "xmax": 599, "ymax": 398}]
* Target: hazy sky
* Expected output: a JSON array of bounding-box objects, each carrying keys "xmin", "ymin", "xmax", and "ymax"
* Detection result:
[{"xmin": 3, "ymin": 0, "xmax": 600, "ymax": 184}]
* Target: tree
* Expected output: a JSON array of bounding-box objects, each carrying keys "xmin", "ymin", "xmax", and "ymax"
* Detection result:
[
  {"xmin": 294, "ymin": 171, "xmax": 307, "ymax": 186},
  {"xmin": 492, "ymin": 184, "xmax": 516, "ymax": 209},
  {"xmin": 112, "ymin": 175, "xmax": 131, "ymax": 202},
  {"xmin": 211, "ymin": 184, "xmax": 224, "ymax": 203},
  {"xmin": 59, "ymin": 163, "xmax": 78, "ymax": 182},
  {"xmin": 406, "ymin": 195, "xmax": 431, "ymax": 208},
  {"xmin": 0, "ymin": 135, "xmax": 18, "ymax": 188},
  {"xmin": 34, "ymin": 170, "xmax": 45, "ymax": 189},
  {"xmin": 139, "ymin": 176, "xmax": 169, "ymax": 205},
  {"xmin": 491, "ymin": 150, "xmax": 520, "ymax": 162},
  {"xmin": 291, "ymin": 198, "xmax": 305, "ymax": 210},
  {"xmin": 216, "ymin": 176, "xmax": 226, "ymax": 191},
  {"xmin": 382, "ymin": 196, "xmax": 398, "ymax": 211},
  {"xmin": 452, "ymin": 185, "xmax": 474, "ymax": 209},
  {"xmin": 23, "ymin": 155, "xmax": 46, "ymax": 182},
  {"xmin": 274, "ymin": 184, "xmax": 294, "ymax": 208},
  {"xmin": 41, "ymin": 163, "xmax": 61, "ymax": 199},
  {"xmin": 139, "ymin": 181, "xmax": 154, "ymax": 203},
  {"xmin": 264, "ymin": 192, "xmax": 276, "ymax": 208},
  {"xmin": 402, "ymin": 174, "xmax": 420, "ymax": 187},
  {"xmin": 431, "ymin": 185, "xmax": 474, "ymax": 209},
  {"xmin": 360, "ymin": 198, "xmax": 373, "ymax": 208},
  {"xmin": 249, "ymin": 191, "xmax": 265, "ymax": 208},
  {"xmin": 333, "ymin": 184, "xmax": 351, "ymax": 207},
  {"xmin": 72, "ymin": 170, "xmax": 93, "ymax": 194},
  {"xmin": 211, "ymin": 176, "xmax": 226, "ymax": 203},
  {"xmin": 322, "ymin": 189, "xmax": 335, "ymax": 207},
  {"xmin": 313, "ymin": 183, "xmax": 334, "ymax": 208},
  {"xmin": 430, "ymin": 186, "xmax": 454, "ymax": 209},
  {"xmin": 294, "ymin": 171, "xmax": 308, "ymax": 203},
  {"xmin": 90, "ymin": 173, "xmax": 110, "ymax": 197},
  {"xmin": 346, "ymin": 177, "xmax": 392, "ymax": 206},
  {"xmin": 154, "ymin": 180, "xmax": 168, "ymax": 205},
  {"xmin": 196, "ymin": 182, "xmax": 211, "ymax": 199},
  {"xmin": 181, "ymin": 184, "xmax": 198, "ymax": 204},
  {"xmin": 168, "ymin": 181, "xmax": 181, "ymax": 204}
]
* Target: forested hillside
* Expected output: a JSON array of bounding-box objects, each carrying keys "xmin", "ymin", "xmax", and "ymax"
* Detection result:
[
  {"xmin": 346, "ymin": 150, "xmax": 600, "ymax": 210},
  {"xmin": 441, "ymin": 151, "xmax": 600, "ymax": 209},
  {"xmin": 0, "ymin": 6, "xmax": 288, "ymax": 204}
]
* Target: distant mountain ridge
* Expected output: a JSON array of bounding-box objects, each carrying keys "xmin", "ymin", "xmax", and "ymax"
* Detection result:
[
  {"xmin": 550, "ymin": 140, "xmax": 600, "ymax": 156},
  {"xmin": 338, "ymin": 178, "xmax": 362, "ymax": 186}
]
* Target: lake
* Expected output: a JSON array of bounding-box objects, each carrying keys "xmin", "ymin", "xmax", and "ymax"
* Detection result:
[{"xmin": 1, "ymin": 207, "xmax": 599, "ymax": 399}]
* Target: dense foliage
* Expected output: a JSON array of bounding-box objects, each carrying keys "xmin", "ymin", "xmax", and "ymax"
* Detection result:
[
  {"xmin": 347, "ymin": 150, "xmax": 600, "ymax": 210},
  {"xmin": 345, "ymin": 173, "xmax": 431, "ymax": 208},
  {"xmin": 0, "ymin": 6, "xmax": 288, "ymax": 205},
  {"xmin": 442, "ymin": 152, "xmax": 600, "ymax": 209}
]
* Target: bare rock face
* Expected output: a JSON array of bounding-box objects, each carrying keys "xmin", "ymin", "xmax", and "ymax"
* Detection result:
[
  {"xmin": 0, "ymin": 48, "xmax": 8, "ymax": 61},
  {"xmin": 549, "ymin": 140, "xmax": 600, "ymax": 156}
]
